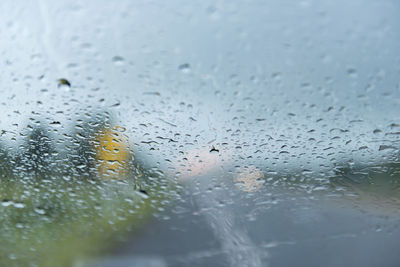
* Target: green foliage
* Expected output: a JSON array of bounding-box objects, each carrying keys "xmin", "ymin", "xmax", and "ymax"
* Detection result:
[
  {"xmin": 0, "ymin": 176, "xmax": 166, "ymax": 267},
  {"xmin": 0, "ymin": 118, "xmax": 171, "ymax": 266}
]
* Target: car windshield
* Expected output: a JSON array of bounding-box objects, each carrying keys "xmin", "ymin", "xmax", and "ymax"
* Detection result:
[{"xmin": 0, "ymin": 0, "xmax": 400, "ymax": 266}]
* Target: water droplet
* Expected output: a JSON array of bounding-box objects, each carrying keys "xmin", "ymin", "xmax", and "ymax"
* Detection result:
[
  {"xmin": 1, "ymin": 200, "xmax": 13, "ymax": 207},
  {"xmin": 58, "ymin": 78, "xmax": 71, "ymax": 91},
  {"xmin": 13, "ymin": 202, "xmax": 25, "ymax": 209},
  {"xmin": 209, "ymin": 146, "xmax": 219, "ymax": 154},
  {"xmin": 34, "ymin": 207, "xmax": 46, "ymax": 215},
  {"xmin": 347, "ymin": 68, "xmax": 357, "ymax": 78},
  {"xmin": 112, "ymin": 56, "xmax": 125, "ymax": 66},
  {"xmin": 178, "ymin": 63, "xmax": 191, "ymax": 73},
  {"xmin": 136, "ymin": 190, "xmax": 149, "ymax": 199}
]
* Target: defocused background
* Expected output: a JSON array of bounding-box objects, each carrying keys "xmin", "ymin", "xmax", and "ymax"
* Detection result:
[{"xmin": 0, "ymin": 0, "xmax": 400, "ymax": 266}]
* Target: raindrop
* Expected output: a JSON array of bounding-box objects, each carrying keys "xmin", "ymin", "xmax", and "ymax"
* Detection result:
[
  {"xmin": 112, "ymin": 56, "xmax": 125, "ymax": 66},
  {"xmin": 34, "ymin": 207, "xmax": 46, "ymax": 215},
  {"xmin": 13, "ymin": 202, "xmax": 25, "ymax": 209},
  {"xmin": 1, "ymin": 200, "xmax": 13, "ymax": 207},
  {"xmin": 379, "ymin": 145, "xmax": 397, "ymax": 151},
  {"xmin": 178, "ymin": 63, "xmax": 191, "ymax": 73},
  {"xmin": 137, "ymin": 190, "xmax": 149, "ymax": 199},
  {"xmin": 50, "ymin": 121, "xmax": 61, "ymax": 126},
  {"xmin": 210, "ymin": 146, "xmax": 219, "ymax": 154},
  {"xmin": 58, "ymin": 78, "xmax": 71, "ymax": 91},
  {"xmin": 347, "ymin": 68, "xmax": 357, "ymax": 78}
]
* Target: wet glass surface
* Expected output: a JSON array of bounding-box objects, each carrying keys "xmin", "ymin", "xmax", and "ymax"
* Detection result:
[{"xmin": 0, "ymin": 0, "xmax": 400, "ymax": 266}]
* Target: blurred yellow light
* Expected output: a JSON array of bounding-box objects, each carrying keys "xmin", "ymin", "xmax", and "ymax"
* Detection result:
[{"xmin": 95, "ymin": 126, "xmax": 130, "ymax": 179}]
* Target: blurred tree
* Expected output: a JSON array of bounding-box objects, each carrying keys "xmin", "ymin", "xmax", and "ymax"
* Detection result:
[
  {"xmin": 67, "ymin": 111, "xmax": 111, "ymax": 179},
  {"xmin": 15, "ymin": 126, "xmax": 56, "ymax": 179},
  {"xmin": 0, "ymin": 142, "xmax": 13, "ymax": 179}
]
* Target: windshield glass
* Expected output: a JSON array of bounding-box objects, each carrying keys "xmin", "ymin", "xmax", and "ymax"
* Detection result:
[{"xmin": 0, "ymin": 0, "xmax": 400, "ymax": 266}]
